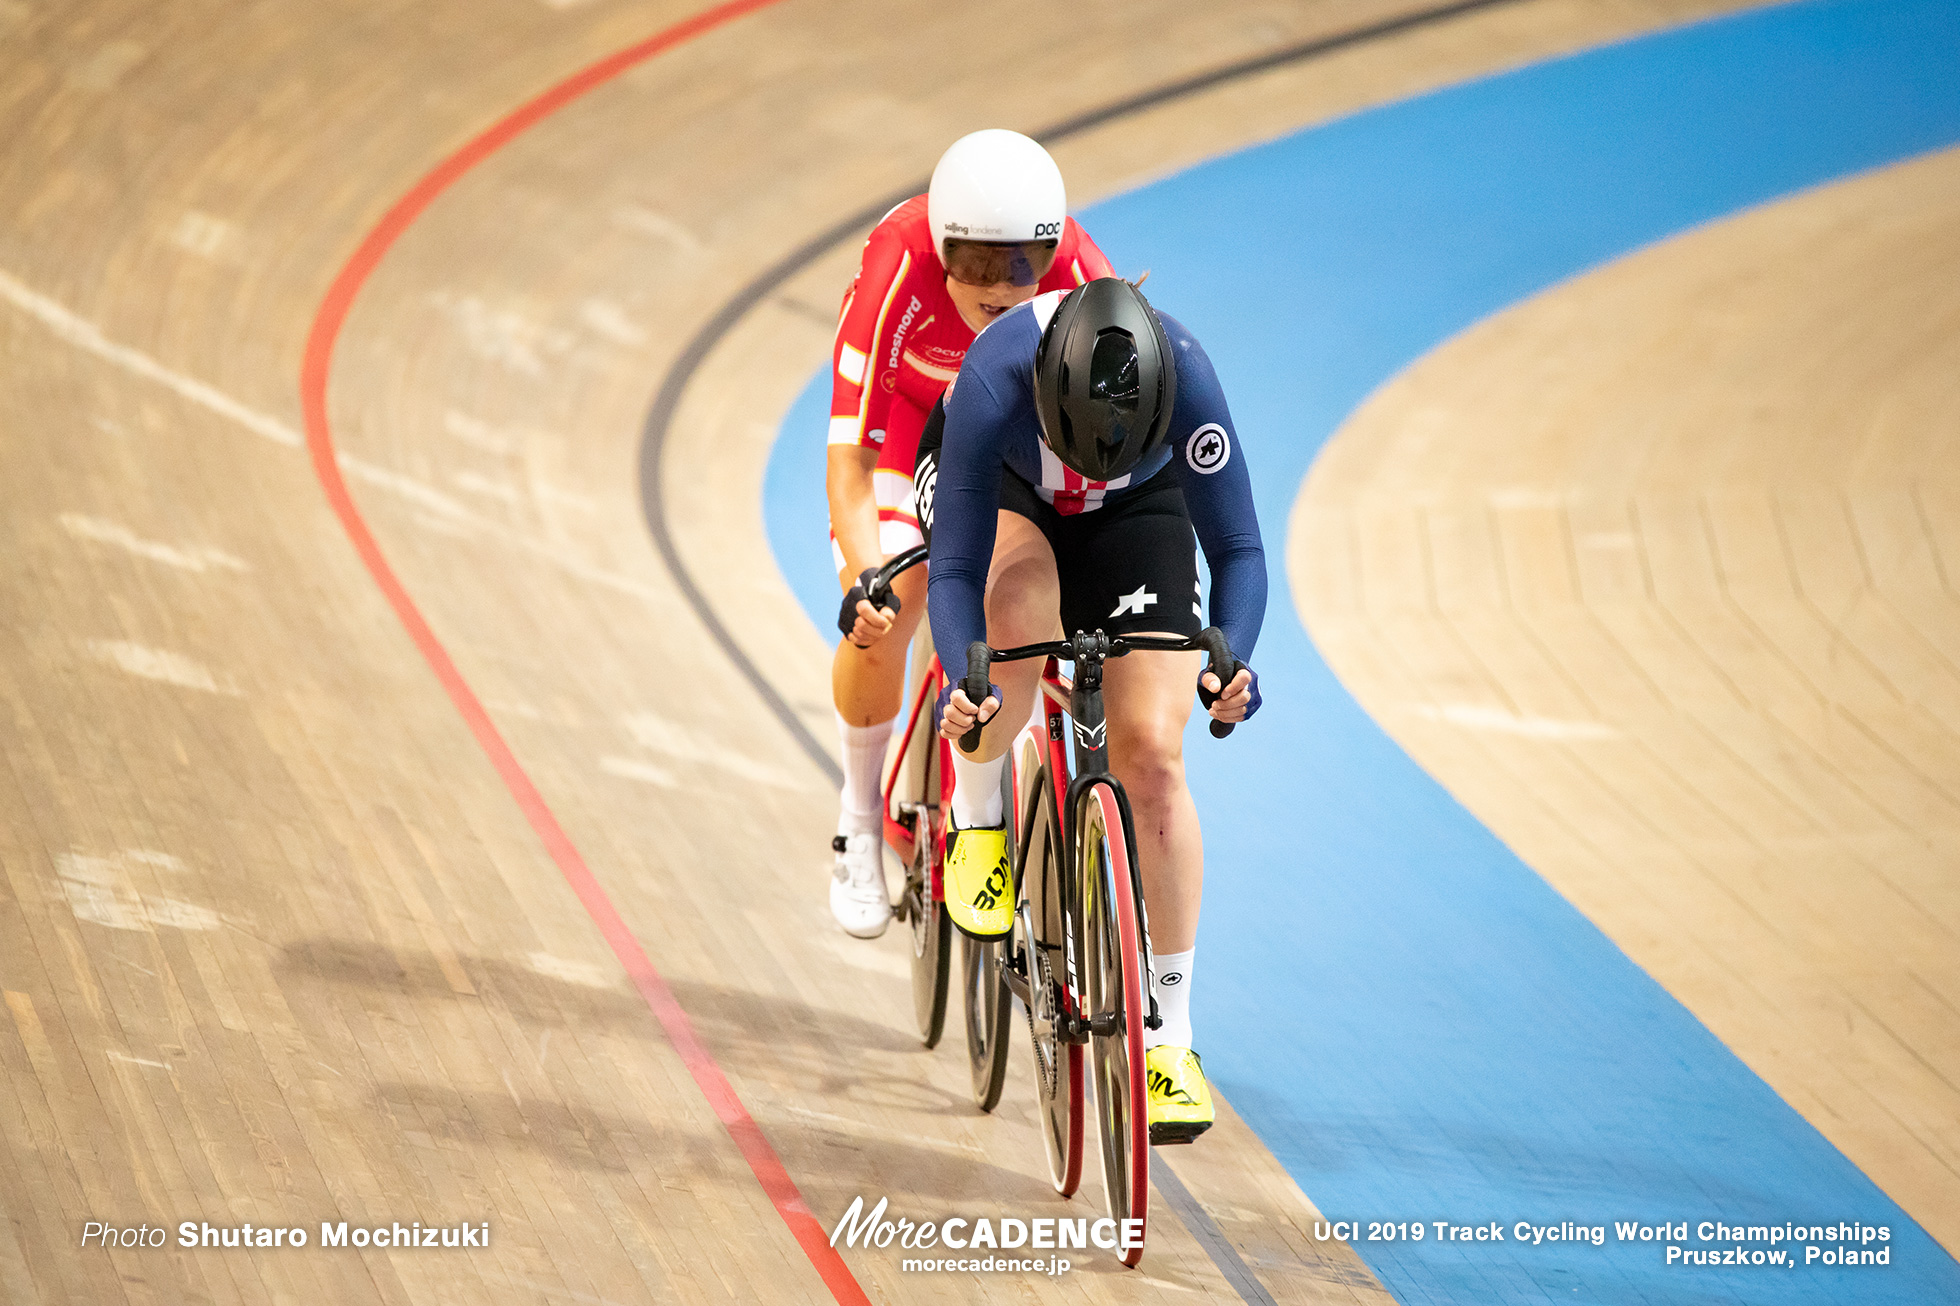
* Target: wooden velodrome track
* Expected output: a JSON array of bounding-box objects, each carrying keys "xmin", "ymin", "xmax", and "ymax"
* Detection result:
[
  {"xmin": 1296, "ymin": 143, "xmax": 1960, "ymax": 1256},
  {"xmin": 2, "ymin": 0, "xmax": 1898, "ymax": 1302}
]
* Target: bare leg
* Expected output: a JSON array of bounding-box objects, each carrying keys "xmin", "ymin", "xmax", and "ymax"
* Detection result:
[
  {"xmin": 957, "ymin": 510, "xmax": 1060, "ymax": 762},
  {"xmin": 830, "ymin": 564, "xmax": 926, "ymax": 727},
  {"xmin": 1103, "ymin": 642, "xmax": 1204, "ymax": 954}
]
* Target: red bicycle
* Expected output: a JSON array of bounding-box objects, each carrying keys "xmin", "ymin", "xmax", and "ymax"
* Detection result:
[
  {"xmin": 866, "ymin": 545, "xmax": 1241, "ymax": 1265},
  {"xmin": 956, "ymin": 626, "xmax": 1240, "ymax": 1267},
  {"xmin": 867, "ymin": 547, "xmax": 957, "ymax": 1048}
]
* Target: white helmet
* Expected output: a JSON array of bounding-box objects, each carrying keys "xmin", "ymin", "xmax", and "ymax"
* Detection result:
[{"xmin": 927, "ymin": 129, "xmax": 1067, "ymax": 268}]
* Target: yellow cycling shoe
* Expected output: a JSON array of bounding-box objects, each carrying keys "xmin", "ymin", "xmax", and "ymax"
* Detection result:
[
  {"xmin": 943, "ymin": 823, "xmax": 1014, "ymax": 940},
  {"xmin": 1146, "ymin": 1046, "xmax": 1215, "ymax": 1145}
]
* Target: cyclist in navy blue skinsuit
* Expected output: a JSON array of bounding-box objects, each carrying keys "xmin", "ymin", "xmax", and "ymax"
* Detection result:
[{"xmin": 922, "ymin": 277, "xmax": 1266, "ymax": 1142}]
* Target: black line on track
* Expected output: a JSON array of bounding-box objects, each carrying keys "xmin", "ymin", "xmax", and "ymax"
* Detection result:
[
  {"xmin": 638, "ymin": 0, "xmax": 1526, "ymax": 788},
  {"xmin": 1152, "ymin": 1152, "xmax": 1279, "ymax": 1305},
  {"xmin": 636, "ymin": 0, "xmax": 1527, "ymax": 1292}
]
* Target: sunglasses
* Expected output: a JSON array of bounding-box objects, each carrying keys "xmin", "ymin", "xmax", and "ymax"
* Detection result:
[{"xmin": 942, "ymin": 238, "xmax": 1060, "ymax": 288}]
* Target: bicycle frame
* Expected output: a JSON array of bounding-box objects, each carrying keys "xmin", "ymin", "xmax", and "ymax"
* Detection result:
[
  {"xmin": 881, "ymin": 651, "xmax": 947, "ymax": 888},
  {"xmin": 864, "ymin": 543, "xmax": 1240, "ymax": 1263},
  {"xmin": 877, "ymin": 602, "xmax": 956, "ymax": 1049}
]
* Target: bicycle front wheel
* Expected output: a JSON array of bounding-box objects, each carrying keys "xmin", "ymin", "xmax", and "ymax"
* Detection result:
[
  {"xmin": 904, "ymin": 734, "xmax": 952, "ymax": 1047},
  {"xmin": 907, "ymin": 834, "xmax": 951, "ymax": 1046},
  {"xmin": 962, "ymin": 742, "xmax": 1020, "ymax": 1109},
  {"xmin": 1076, "ymin": 780, "xmax": 1148, "ymax": 1266},
  {"xmin": 1021, "ymin": 764, "xmax": 1082, "ymax": 1196}
]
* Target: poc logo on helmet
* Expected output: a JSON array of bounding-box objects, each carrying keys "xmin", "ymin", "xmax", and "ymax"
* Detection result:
[{"xmin": 1033, "ymin": 221, "xmax": 1062, "ymax": 238}]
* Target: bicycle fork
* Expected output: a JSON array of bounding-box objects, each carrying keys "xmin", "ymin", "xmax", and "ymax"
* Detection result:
[{"xmin": 1062, "ymin": 651, "xmax": 1162, "ymax": 1039}]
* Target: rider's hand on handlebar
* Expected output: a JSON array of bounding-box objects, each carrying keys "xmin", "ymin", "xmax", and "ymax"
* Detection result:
[
  {"xmin": 846, "ymin": 597, "xmax": 898, "ymax": 648},
  {"xmin": 937, "ymin": 682, "xmax": 1000, "ymax": 741},
  {"xmin": 838, "ymin": 567, "xmax": 900, "ymax": 648},
  {"xmin": 1199, "ymin": 665, "xmax": 1260, "ymax": 724}
]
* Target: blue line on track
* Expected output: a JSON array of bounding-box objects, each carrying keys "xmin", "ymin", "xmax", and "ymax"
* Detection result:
[{"xmin": 764, "ymin": 2, "xmax": 1960, "ymax": 1299}]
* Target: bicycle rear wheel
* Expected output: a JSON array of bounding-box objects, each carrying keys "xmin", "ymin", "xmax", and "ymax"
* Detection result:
[
  {"xmin": 1077, "ymin": 780, "xmax": 1148, "ymax": 1266},
  {"xmin": 961, "ymin": 933, "xmax": 1010, "ymax": 1109},
  {"xmin": 961, "ymin": 747, "xmax": 1019, "ymax": 1109},
  {"xmin": 1021, "ymin": 764, "xmax": 1083, "ymax": 1195}
]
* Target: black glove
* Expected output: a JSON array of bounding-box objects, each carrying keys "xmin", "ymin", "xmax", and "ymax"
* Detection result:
[
  {"xmin": 936, "ymin": 680, "xmax": 1000, "ymax": 733},
  {"xmin": 837, "ymin": 567, "xmax": 901, "ymax": 643},
  {"xmin": 1197, "ymin": 663, "xmax": 1261, "ymax": 722}
]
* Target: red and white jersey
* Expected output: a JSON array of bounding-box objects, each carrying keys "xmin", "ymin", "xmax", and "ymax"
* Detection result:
[{"xmin": 827, "ymin": 195, "xmax": 1113, "ymax": 465}]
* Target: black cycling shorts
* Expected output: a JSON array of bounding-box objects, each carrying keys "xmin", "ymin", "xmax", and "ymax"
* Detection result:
[{"xmin": 915, "ymin": 397, "xmax": 1201, "ymax": 641}]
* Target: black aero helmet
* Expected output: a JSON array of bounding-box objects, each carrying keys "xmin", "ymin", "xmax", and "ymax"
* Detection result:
[{"xmin": 1033, "ymin": 277, "xmax": 1177, "ymax": 482}]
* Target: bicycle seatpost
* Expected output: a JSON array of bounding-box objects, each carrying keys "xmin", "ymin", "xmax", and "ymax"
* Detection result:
[
  {"xmin": 959, "ymin": 642, "xmax": 993, "ymax": 754},
  {"xmin": 1194, "ymin": 627, "xmax": 1242, "ymax": 739}
]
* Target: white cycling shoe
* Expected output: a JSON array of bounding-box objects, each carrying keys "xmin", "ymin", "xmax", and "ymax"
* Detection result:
[{"xmin": 830, "ymin": 833, "xmax": 892, "ymax": 939}]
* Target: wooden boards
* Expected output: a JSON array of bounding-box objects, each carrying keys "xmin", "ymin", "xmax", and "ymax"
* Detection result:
[
  {"xmin": 1295, "ymin": 145, "xmax": 1960, "ymax": 1258},
  {"xmin": 0, "ymin": 0, "xmax": 1773, "ymax": 1300}
]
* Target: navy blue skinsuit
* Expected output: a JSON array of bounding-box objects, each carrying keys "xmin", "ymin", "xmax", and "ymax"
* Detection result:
[{"xmin": 926, "ymin": 292, "xmax": 1268, "ymax": 684}]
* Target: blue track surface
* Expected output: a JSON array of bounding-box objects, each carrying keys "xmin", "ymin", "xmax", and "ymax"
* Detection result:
[{"xmin": 764, "ymin": 2, "xmax": 1960, "ymax": 1300}]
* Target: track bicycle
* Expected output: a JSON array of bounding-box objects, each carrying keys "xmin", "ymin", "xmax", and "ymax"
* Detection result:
[
  {"xmin": 863, "ymin": 546, "xmax": 1038, "ymax": 1112},
  {"xmin": 956, "ymin": 626, "xmax": 1241, "ymax": 1268},
  {"xmin": 856, "ymin": 546, "xmax": 957, "ymax": 1048},
  {"xmin": 859, "ymin": 545, "xmax": 1025, "ymax": 1081},
  {"xmin": 859, "ymin": 547, "xmax": 1243, "ymax": 1265}
]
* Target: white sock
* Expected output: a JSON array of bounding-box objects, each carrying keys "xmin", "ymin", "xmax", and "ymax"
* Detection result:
[
  {"xmin": 1147, "ymin": 949, "xmax": 1194, "ymax": 1050},
  {"xmin": 949, "ymin": 750, "xmax": 1006, "ymax": 828},
  {"xmin": 837, "ymin": 714, "xmax": 893, "ymax": 837}
]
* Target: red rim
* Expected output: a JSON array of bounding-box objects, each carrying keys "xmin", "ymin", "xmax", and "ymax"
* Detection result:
[
  {"xmin": 933, "ymin": 726, "xmax": 953, "ymax": 903},
  {"xmin": 1054, "ymin": 711, "xmax": 1086, "ymax": 1198},
  {"xmin": 1091, "ymin": 784, "xmax": 1149, "ymax": 1266},
  {"xmin": 1061, "ymin": 1040, "xmax": 1085, "ymax": 1197}
]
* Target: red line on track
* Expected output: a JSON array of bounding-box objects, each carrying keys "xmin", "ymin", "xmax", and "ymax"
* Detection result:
[{"xmin": 298, "ymin": 6, "xmax": 870, "ymax": 1303}]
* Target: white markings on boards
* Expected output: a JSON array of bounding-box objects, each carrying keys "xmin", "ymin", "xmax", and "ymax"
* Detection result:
[
  {"xmin": 61, "ymin": 513, "xmax": 249, "ymax": 573},
  {"xmin": 0, "ymin": 267, "xmax": 661, "ymax": 600},
  {"xmin": 527, "ymin": 954, "xmax": 615, "ymax": 988},
  {"xmin": 429, "ymin": 291, "xmax": 572, "ymax": 376},
  {"xmin": 87, "ymin": 639, "xmax": 236, "ymax": 695},
  {"xmin": 600, "ymin": 756, "xmax": 679, "ymax": 788},
  {"xmin": 622, "ymin": 712, "xmax": 805, "ymax": 790},
  {"xmin": 56, "ymin": 850, "xmax": 220, "ymax": 932},
  {"xmin": 168, "ymin": 211, "xmax": 241, "ymax": 261},
  {"xmin": 579, "ymin": 299, "xmax": 647, "ymax": 348},
  {"xmin": 0, "ymin": 267, "xmax": 302, "ymax": 447}
]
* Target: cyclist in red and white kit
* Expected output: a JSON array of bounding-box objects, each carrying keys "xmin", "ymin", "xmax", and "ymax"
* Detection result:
[{"xmin": 828, "ymin": 130, "xmax": 1114, "ymax": 937}]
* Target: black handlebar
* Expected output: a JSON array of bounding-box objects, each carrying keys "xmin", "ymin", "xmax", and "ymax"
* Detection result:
[
  {"xmin": 959, "ymin": 643, "xmax": 993, "ymax": 754},
  {"xmin": 953, "ymin": 627, "xmax": 1243, "ymax": 751},
  {"xmin": 1192, "ymin": 627, "xmax": 1243, "ymax": 739},
  {"xmin": 839, "ymin": 544, "xmax": 929, "ymax": 643},
  {"xmin": 864, "ymin": 544, "xmax": 928, "ymax": 612}
]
